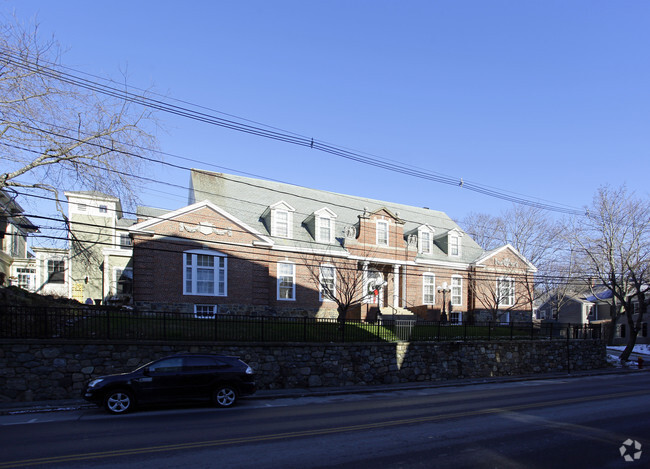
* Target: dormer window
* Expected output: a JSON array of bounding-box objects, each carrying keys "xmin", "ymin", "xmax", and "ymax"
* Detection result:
[
  {"xmin": 376, "ymin": 220, "xmax": 389, "ymax": 246},
  {"xmin": 418, "ymin": 225, "xmax": 435, "ymax": 254},
  {"xmin": 274, "ymin": 210, "xmax": 290, "ymax": 238},
  {"xmin": 447, "ymin": 230, "xmax": 463, "ymax": 257},
  {"xmin": 317, "ymin": 216, "xmax": 332, "ymax": 243},
  {"xmin": 313, "ymin": 208, "xmax": 337, "ymax": 244},
  {"xmin": 269, "ymin": 201, "xmax": 295, "ymax": 239},
  {"xmin": 450, "ymin": 235, "xmax": 459, "ymax": 256}
]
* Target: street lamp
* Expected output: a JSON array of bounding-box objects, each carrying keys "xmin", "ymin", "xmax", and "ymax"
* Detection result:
[{"xmin": 437, "ymin": 281, "xmax": 451, "ymax": 323}]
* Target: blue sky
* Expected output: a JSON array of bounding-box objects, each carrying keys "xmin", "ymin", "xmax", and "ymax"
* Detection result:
[{"xmin": 6, "ymin": 1, "xmax": 650, "ymax": 231}]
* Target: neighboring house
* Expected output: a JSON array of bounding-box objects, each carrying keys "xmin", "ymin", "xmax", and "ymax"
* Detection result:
[
  {"xmin": 127, "ymin": 170, "xmax": 536, "ymax": 321},
  {"xmin": 538, "ymin": 284, "xmax": 649, "ymax": 344},
  {"xmin": 0, "ymin": 189, "xmax": 38, "ymax": 286},
  {"xmin": 10, "ymin": 247, "xmax": 69, "ymax": 296},
  {"xmin": 64, "ymin": 191, "xmax": 134, "ymax": 305},
  {"xmin": 537, "ymin": 292, "xmax": 594, "ymax": 324}
]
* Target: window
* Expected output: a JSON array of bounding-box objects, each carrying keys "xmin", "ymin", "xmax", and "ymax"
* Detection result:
[
  {"xmin": 317, "ymin": 216, "xmax": 333, "ymax": 243},
  {"xmin": 269, "ymin": 202, "xmax": 295, "ymax": 238},
  {"xmin": 376, "ymin": 221, "xmax": 389, "ymax": 246},
  {"xmin": 319, "ymin": 265, "xmax": 336, "ymax": 301},
  {"xmin": 78, "ymin": 203, "xmax": 87, "ymax": 212},
  {"xmin": 184, "ymin": 251, "xmax": 227, "ymax": 296},
  {"xmin": 16, "ymin": 268, "xmax": 35, "ymax": 290},
  {"xmin": 451, "ymin": 276, "xmax": 462, "ymax": 306},
  {"xmin": 11, "ymin": 232, "xmax": 21, "ymax": 257},
  {"xmin": 450, "ymin": 234, "xmax": 460, "ymax": 256},
  {"xmin": 277, "ymin": 262, "xmax": 295, "ymax": 300},
  {"xmin": 148, "ymin": 357, "xmax": 183, "ymax": 373},
  {"xmin": 450, "ymin": 312, "xmax": 462, "ymax": 324},
  {"xmin": 115, "ymin": 268, "xmax": 133, "ymax": 295},
  {"xmin": 423, "ymin": 273, "xmax": 435, "ymax": 305},
  {"xmin": 194, "ymin": 304, "xmax": 218, "ymax": 318},
  {"xmin": 420, "ymin": 230, "xmax": 432, "ymax": 254},
  {"xmin": 274, "ymin": 210, "xmax": 290, "ymax": 238},
  {"xmin": 184, "ymin": 356, "xmax": 217, "ymax": 371},
  {"xmin": 47, "ymin": 260, "xmax": 65, "ymax": 284},
  {"xmin": 99, "ymin": 205, "xmax": 107, "ymax": 214},
  {"xmin": 119, "ymin": 233, "xmax": 132, "ymax": 249},
  {"xmin": 497, "ymin": 277, "xmax": 515, "ymax": 307}
]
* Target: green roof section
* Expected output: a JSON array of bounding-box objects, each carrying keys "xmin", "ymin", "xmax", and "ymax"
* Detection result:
[{"xmin": 188, "ymin": 169, "xmax": 486, "ymax": 263}]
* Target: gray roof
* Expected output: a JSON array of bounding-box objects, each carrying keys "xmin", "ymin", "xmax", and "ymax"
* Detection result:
[{"xmin": 186, "ymin": 170, "xmax": 485, "ymax": 263}]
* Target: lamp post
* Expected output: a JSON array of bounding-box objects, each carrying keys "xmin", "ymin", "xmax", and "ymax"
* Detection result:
[{"xmin": 437, "ymin": 281, "xmax": 451, "ymax": 323}]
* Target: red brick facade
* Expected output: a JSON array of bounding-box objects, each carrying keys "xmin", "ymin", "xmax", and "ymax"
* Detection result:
[{"xmin": 131, "ymin": 199, "xmax": 535, "ymax": 322}]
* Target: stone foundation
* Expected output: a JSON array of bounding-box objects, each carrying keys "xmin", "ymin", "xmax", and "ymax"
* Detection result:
[{"xmin": 0, "ymin": 339, "xmax": 607, "ymax": 402}]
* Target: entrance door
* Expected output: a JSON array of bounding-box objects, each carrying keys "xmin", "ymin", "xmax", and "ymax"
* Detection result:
[{"xmin": 365, "ymin": 268, "xmax": 385, "ymax": 308}]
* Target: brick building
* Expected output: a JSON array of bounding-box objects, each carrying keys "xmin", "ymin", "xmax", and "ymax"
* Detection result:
[{"xmin": 128, "ymin": 170, "xmax": 536, "ymax": 323}]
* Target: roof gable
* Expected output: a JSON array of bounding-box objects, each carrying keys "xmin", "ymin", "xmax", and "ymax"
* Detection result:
[
  {"xmin": 130, "ymin": 200, "xmax": 274, "ymax": 246},
  {"xmin": 473, "ymin": 244, "xmax": 537, "ymax": 272}
]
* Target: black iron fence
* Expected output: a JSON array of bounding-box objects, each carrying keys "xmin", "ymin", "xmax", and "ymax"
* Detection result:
[{"xmin": 0, "ymin": 305, "xmax": 604, "ymax": 343}]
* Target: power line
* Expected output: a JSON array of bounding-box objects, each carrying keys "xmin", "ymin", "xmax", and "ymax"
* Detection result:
[
  {"xmin": 0, "ymin": 49, "xmax": 584, "ymax": 216},
  {"xmin": 15, "ymin": 212, "xmax": 601, "ymax": 285}
]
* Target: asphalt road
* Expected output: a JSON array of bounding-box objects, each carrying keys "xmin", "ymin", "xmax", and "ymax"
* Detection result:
[{"xmin": 1, "ymin": 373, "xmax": 649, "ymax": 468}]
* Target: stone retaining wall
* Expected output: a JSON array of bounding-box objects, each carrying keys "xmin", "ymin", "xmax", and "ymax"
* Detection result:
[{"xmin": 0, "ymin": 339, "xmax": 607, "ymax": 402}]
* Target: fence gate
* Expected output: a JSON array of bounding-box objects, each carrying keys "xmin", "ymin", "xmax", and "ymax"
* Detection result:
[{"xmin": 395, "ymin": 319, "xmax": 416, "ymax": 341}]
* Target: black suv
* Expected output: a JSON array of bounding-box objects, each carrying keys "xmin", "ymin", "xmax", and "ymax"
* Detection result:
[{"xmin": 83, "ymin": 354, "xmax": 256, "ymax": 414}]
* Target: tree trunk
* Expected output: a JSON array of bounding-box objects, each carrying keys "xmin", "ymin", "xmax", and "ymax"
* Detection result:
[
  {"xmin": 619, "ymin": 312, "xmax": 638, "ymax": 362},
  {"xmin": 337, "ymin": 305, "xmax": 348, "ymax": 331}
]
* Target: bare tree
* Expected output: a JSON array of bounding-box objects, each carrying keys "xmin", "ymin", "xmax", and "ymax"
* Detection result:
[
  {"xmin": 569, "ymin": 186, "xmax": 650, "ymax": 359},
  {"xmin": 0, "ymin": 16, "xmax": 158, "ymax": 213},
  {"xmin": 300, "ymin": 252, "xmax": 374, "ymax": 325},
  {"xmin": 462, "ymin": 205, "xmax": 567, "ymax": 317},
  {"xmin": 471, "ymin": 264, "xmax": 532, "ymax": 322}
]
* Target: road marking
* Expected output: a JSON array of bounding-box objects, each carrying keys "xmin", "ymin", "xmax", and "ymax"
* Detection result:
[{"xmin": 0, "ymin": 389, "xmax": 647, "ymax": 468}]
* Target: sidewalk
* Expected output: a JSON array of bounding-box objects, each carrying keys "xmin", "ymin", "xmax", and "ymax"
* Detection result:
[{"xmin": 1, "ymin": 365, "xmax": 647, "ymax": 416}]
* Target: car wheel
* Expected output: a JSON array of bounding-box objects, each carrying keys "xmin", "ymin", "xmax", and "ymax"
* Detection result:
[
  {"xmin": 104, "ymin": 389, "xmax": 134, "ymax": 414},
  {"xmin": 213, "ymin": 385, "xmax": 238, "ymax": 408}
]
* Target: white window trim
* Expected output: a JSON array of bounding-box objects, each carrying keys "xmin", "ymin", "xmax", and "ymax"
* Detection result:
[
  {"xmin": 277, "ymin": 261, "xmax": 296, "ymax": 301},
  {"xmin": 497, "ymin": 276, "xmax": 515, "ymax": 307},
  {"xmin": 418, "ymin": 226, "xmax": 434, "ymax": 254},
  {"xmin": 112, "ymin": 266, "xmax": 133, "ymax": 296},
  {"xmin": 183, "ymin": 249, "xmax": 228, "ymax": 297},
  {"xmin": 117, "ymin": 232, "xmax": 132, "ymax": 249},
  {"xmin": 316, "ymin": 216, "xmax": 334, "ymax": 243},
  {"xmin": 450, "ymin": 311, "xmax": 463, "ymax": 325},
  {"xmin": 451, "ymin": 275, "xmax": 462, "ymax": 306},
  {"xmin": 449, "ymin": 233, "xmax": 461, "ymax": 257},
  {"xmin": 319, "ymin": 264, "xmax": 336, "ymax": 302},
  {"xmin": 194, "ymin": 304, "xmax": 218, "ymax": 318},
  {"xmin": 376, "ymin": 220, "xmax": 389, "ymax": 246},
  {"xmin": 423, "ymin": 273, "xmax": 436, "ymax": 305}
]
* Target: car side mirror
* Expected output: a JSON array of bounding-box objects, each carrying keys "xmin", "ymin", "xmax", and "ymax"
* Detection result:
[{"xmin": 143, "ymin": 367, "xmax": 151, "ymax": 376}]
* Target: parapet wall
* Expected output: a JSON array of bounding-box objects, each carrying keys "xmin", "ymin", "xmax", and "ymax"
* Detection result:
[{"xmin": 0, "ymin": 339, "xmax": 607, "ymax": 402}]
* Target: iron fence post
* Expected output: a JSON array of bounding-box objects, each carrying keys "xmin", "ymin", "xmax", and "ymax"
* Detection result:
[
  {"xmin": 510, "ymin": 321, "xmax": 514, "ymax": 340},
  {"xmin": 488, "ymin": 322, "xmax": 491, "ymax": 341}
]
